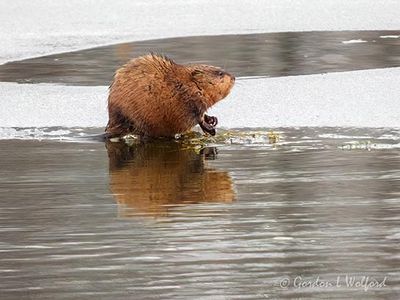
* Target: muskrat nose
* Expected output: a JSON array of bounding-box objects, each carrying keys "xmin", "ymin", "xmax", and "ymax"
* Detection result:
[{"xmin": 230, "ymin": 75, "xmax": 235, "ymax": 82}]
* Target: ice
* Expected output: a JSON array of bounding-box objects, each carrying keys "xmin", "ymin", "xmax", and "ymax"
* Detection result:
[
  {"xmin": 1, "ymin": 0, "xmax": 399, "ymax": 138},
  {"xmin": 0, "ymin": 83, "xmax": 107, "ymax": 127},
  {"xmin": 341, "ymin": 39, "xmax": 368, "ymax": 44},
  {"xmin": 1, "ymin": 0, "xmax": 400, "ymax": 64},
  {"xmin": 211, "ymin": 67, "xmax": 400, "ymax": 128},
  {"xmin": 380, "ymin": 35, "xmax": 400, "ymax": 39},
  {"xmin": 1, "ymin": 67, "xmax": 399, "ymax": 134},
  {"xmin": 0, "ymin": 127, "xmax": 72, "ymax": 140}
]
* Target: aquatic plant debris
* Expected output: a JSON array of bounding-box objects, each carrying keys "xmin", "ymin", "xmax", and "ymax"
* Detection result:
[{"xmin": 118, "ymin": 130, "xmax": 282, "ymax": 149}]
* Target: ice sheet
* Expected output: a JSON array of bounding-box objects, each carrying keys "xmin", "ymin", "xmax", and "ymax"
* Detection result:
[
  {"xmin": 1, "ymin": 0, "xmax": 400, "ymax": 64},
  {"xmin": 1, "ymin": 68, "xmax": 399, "ymax": 133},
  {"xmin": 210, "ymin": 67, "xmax": 400, "ymax": 128}
]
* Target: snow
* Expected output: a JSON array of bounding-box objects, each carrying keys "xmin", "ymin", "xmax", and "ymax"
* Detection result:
[
  {"xmin": 380, "ymin": 35, "xmax": 400, "ymax": 39},
  {"xmin": 210, "ymin": 67, "xmax": 400, "ymax": 128},
  {"xmin": 0, "ymin": 0, "xmax": 399, "ymax": 138},
  {"xmin": 1, "ymin": 0, "xmax": 400, "ymax": 64},
  {"xmin": 0, "ymin": 84, "xmax": 107, "ymax": 128},
  {"xmin": 341, "ymin": 39, "xmax": 368, "ymax": 44},
  {"xmin": 1, "ymin": 68, "xmax": 399, "ymax": 131}
]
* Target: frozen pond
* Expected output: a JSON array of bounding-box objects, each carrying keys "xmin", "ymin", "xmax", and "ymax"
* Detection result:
[
  {"xmin": 1, "ymin": 29, "xmax": 400, "ymax": 299},
  {"xmin": 1, "ymin": 30, "xmax": 399, "ymax": 130}
]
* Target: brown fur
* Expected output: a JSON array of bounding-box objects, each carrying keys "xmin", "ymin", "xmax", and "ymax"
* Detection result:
[{"xmin": 106, "ymin": 54, "xmax": 235, "ymax": 138}]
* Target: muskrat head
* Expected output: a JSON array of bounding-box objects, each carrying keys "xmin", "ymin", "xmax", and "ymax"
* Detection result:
[{"xmin": 190, "ymin": 65, "xmax": 235, "ymax": 105}]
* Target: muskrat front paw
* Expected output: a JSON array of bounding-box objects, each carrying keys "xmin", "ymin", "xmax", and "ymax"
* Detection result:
[
  {"xmin": 200, "ymin": 120, "xmax": 216, "ymax": 136},
  {"xmin": 204, "ymin": 114, "xmax": 218, "ymax": 127}
]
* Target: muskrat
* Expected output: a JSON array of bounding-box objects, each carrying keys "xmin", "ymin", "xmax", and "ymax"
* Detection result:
[{"xmin": 105, "ymin": 54, "xmax": 235, "ymax": 138}]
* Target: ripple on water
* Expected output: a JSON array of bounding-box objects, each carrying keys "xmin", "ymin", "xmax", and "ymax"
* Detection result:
[{"xmin": 0, "ymin": 126, "xmax": 400, "ymax": 299}]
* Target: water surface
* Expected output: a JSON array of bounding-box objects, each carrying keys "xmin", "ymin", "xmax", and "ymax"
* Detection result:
[
  {"xmin": 0, "ymin": 30, "xmax": 398, "ymax": 85},
  {"xmin": 1, "ymin": 128, "xmax": 400, "ymax": 299}
]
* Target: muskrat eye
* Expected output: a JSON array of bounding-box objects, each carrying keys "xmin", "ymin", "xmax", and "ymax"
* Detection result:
[
  {"xmin": 217, "ymin": 71, "xmax": 224, "ymax": 77},
  {"xmin": 192, "ymin": 70, "xmax": 203, "ymax": 77}
]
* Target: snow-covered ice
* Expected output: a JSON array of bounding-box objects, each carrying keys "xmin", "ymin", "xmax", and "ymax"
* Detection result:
[
  {"xmin": 380, "ymin": 35, "xmax": 400, "ymax": 39},
  {"xmin": 210, "ymin": 67, "xmax": 400, "ymax": 128},
  {"xmin": 0, "ymin": 84, "xmax": 107, "ymax": 128},
  {"xmin": 0, "ymin": 0, "xmax": 399, "ymax": 138},
  {"xmin": 1, "ymin": 68, "xmax": 399, "ymax": 131},
  {"xmin": 341, "ymin": 39, "xmax": 368, "ymax": 44},
  {"xmin": 1, "ymin": 0, "xmax": 400, "ymax": 64}
]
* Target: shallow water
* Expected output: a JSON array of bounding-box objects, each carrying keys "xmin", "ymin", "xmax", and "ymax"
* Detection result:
[
  {"xmin": 1, "ymin": 127, "xmax": 400, "ymax": 299},
  {"xmin": 0, "ymin": 30, "xmax": 399, "ymax": 85}
]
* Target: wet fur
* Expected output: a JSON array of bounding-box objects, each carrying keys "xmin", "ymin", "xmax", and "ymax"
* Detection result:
[{"xmin": 106, "ymin": 54, "xmax": 235, "ymax": 138}]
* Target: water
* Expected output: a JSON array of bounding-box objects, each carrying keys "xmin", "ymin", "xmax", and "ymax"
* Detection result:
[
  {"xmin": 1, "ymin": 128, "xmax": 400, "ymax": 299},
  {"xmin": 0, "ymin": 30, "xmax": 398, "ymax": 85},
  {"xmin": 1, "ymin": 31, "xmax": 400, "ymax": 299}
]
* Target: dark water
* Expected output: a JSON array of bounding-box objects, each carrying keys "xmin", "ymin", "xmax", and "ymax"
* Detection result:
[
  {"xmin": 0, "ymin": 30, "xmax": 399, "ymax": 85},
  {"xmin": 1, "ymin": 31, "xmax": 400, "ymax": 299},
  {"xmin": 1, "ymin": 128, "xmax": 400, "ymax": 299}
]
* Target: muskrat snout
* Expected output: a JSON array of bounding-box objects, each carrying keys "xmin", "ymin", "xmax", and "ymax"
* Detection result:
[
  {"xmin": 225, "ymin": 72, "xmax": 235, "ymax": 83},
  {"xmin": 223, "ymin": 72, "xmax": 235, "ymax": 83}
]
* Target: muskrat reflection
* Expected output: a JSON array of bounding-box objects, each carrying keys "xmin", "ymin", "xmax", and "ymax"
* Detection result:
[{"xmin": 106, "ymin": 141, "xmax": 235, "ymax": 217}]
